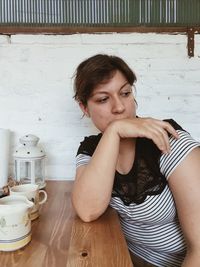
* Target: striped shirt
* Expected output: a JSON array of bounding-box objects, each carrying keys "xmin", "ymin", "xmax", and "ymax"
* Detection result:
[{"xmin": 76, "ymin": 130, "xmax": 200, "ymax": 267}]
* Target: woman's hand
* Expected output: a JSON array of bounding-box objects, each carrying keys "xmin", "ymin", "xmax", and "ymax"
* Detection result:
[{"xmin": 109, "ymin": 117, "xmax": 179, "ymax": 154}]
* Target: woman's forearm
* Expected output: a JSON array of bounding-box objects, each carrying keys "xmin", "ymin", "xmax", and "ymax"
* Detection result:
[
  {"xmin": 182, "ymin": 250, "xmax": 200, "ymax": 267},
  {"xmin": 72, "ymin": 124, "xmax": 120, "ymax": 222}
]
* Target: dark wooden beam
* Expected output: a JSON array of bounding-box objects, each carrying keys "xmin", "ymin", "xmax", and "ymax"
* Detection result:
[{"xmin": 1, "ymin": 26, "xmax": 200, "ymax": 35}]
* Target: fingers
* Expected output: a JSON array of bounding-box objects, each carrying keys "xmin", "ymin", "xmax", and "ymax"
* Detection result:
[
  {"xmin": 110, "ymin": 117, "xmax": 179, "ymax": 154},
  {"xmin": 151, "ymin": 127, "xmax": 171, "ymax": 154},
  {"xmin": 162, "ymin": 121, "xmax": 179, "ymax": 139},
  {"xmin": 145, "ymin": 119, "xmax": 179, "ymax": 154}
]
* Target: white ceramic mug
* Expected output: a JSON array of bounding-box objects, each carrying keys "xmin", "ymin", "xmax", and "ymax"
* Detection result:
[{"xmin": 9, "ymin": 184, "xmax": 47, "ymax": 220}]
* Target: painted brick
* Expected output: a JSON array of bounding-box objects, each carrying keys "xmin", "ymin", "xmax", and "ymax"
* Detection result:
[
  {"xmin": 0, "ymin": 35, "xmax": 10, "ymax": 44},
  {"xmin": 0, "ymin": 33, "xmax": 199, "ymax": 181}
]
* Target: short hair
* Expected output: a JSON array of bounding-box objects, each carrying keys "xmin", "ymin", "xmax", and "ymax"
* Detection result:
[{"xmin": 73, "ymin": 54, "xmax": 137, "ymax": 106}]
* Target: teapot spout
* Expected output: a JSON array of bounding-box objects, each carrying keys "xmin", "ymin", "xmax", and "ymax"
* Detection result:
[{"xmin": 24, "ymin": 197, "xmax": 34, "ymax": 209}]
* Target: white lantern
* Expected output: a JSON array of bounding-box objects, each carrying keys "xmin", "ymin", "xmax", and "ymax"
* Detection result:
[{"xmin": 14, "ymin": 134, "xmax": 46, "ymax": 189}]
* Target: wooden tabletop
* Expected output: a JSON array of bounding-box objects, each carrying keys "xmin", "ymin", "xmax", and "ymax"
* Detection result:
[{"xmin": 0, "ymin": 181, "xmax": 133, "ymax": 267}]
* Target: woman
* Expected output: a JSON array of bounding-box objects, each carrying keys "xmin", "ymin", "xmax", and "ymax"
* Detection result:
[{"xmin": 72, "ymin": 54, "xmax": 200, "ymax": 267}]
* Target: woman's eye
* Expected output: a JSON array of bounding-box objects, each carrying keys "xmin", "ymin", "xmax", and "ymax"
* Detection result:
[
  {"xmin": 97, "ymin": 97, "xmax": 108, "ymax": 103},
  {"xmin": 121, "ymin": 91, "xmax": 131, "ymax": 97}
]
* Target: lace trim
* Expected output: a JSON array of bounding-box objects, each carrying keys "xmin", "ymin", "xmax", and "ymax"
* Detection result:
[{"xmin": 112, "ymin": 140, "xmax": 167, "ymax": 205}]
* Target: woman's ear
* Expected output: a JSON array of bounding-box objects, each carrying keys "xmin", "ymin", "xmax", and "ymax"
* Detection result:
[{"xmin": 79, "ymin": 102, "xmax": 90, "ymax": 117}]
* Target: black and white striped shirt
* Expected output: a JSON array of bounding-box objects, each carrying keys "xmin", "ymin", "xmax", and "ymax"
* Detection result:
[{"xmin": 76, "ymin": 129, "xmax": 200, "ymax": 267}]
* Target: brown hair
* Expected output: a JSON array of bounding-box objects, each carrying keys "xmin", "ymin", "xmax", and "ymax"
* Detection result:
[{"xmin": 73, "ymin": 54, "xmax": 137, "ymax": 106}]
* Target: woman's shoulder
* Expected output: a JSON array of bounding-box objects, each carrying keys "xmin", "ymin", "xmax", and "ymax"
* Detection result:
[
  {"xmin": 160, "ymin": 121, "xmax": 200, "ymax": 178},
  {"xmin": 76, "ymin": 133, "xmax": 102, "ymax": 156}
]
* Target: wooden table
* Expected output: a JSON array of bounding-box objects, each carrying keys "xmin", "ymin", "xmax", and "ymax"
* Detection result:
[{"xmin": 0, "ymin": 181, "xmax": 133, "ymax": 267}]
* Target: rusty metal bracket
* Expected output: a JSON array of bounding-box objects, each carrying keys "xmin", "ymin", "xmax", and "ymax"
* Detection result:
[{"xmin": 187, "ymin": 27, "xmax": 195, "ymax": 57}]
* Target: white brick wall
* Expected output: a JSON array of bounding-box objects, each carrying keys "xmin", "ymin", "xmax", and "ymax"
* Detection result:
[{"xmin": 0, "ymin": 33, "xmax": 199, "ymax": 180}]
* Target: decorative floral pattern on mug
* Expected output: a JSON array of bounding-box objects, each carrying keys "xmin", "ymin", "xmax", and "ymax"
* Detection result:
[
  {"xmin": 22, "ymin": 214, "xmax": 29, "ymax": 227},
  {"xmin": 0, "ymin": 217, "xmax": 6, "ymax": 234},
  {"xmin": 0, "ymin": 217, "xmax": 6, "ymax": 228}
]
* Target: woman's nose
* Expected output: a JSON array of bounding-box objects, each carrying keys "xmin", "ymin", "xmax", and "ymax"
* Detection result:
[{"xmin": 111, "ymin": 97, "xmax": 125, "ymax": 114}]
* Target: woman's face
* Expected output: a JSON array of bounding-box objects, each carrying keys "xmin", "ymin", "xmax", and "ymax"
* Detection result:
[{"xmin": 80, "ymin": 70, "xmax": 136, "ymax": 132}]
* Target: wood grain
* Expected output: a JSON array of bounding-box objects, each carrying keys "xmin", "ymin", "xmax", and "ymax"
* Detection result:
[
  {"xmin": 0, "ymin": 181, "xmax": 132, "ymax": 267},
  {"xmin": 66, "ymin": 207, "xmax": 133, "ymax": 267}
]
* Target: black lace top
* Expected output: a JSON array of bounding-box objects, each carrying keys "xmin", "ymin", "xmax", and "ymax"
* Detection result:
[{"xmin": 76, "ymin": 119, "xmax": 184, "ymax": 205}]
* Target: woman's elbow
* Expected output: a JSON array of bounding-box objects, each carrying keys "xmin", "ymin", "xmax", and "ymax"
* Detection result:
[
  {"xmin": 74, "ymin": 207, "xmax": 102, "ymax": 222},
  {"xmin": 79, "ymin": 213, "xmax": 100, "ymax": 222},
  {"xmin": 71, "ymin": 198, "xmax": 103, "ymax": 222}
]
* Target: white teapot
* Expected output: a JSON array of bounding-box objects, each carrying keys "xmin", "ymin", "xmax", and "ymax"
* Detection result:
[{"xmin": 0, "ymin": 195, "xmax": 34, "ymax": 251}]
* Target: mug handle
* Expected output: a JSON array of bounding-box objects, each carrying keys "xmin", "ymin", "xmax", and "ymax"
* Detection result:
[{"xmin": 38, "ymin": 190, "xmax": 47, "ymax": 205}]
